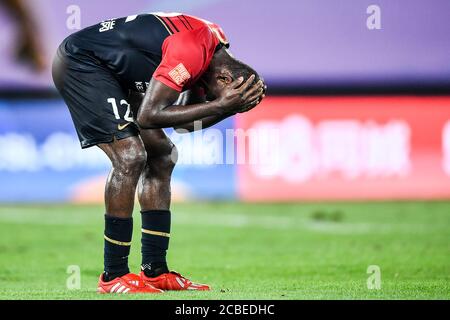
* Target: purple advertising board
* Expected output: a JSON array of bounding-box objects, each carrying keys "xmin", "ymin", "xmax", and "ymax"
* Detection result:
[{"xmin": 0, "ymin": 0, "xmax": 449, "ymax": 89}]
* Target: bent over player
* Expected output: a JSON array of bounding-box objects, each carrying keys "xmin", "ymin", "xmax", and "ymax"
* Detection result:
[{"xmin": 52, "ymin": 12, "xmax": 265, "ymax": 294}]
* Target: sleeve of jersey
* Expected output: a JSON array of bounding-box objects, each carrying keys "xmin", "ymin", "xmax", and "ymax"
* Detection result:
[{"xmin": 153, "ymin": 31, "xmax": 207, "ymax": 92}]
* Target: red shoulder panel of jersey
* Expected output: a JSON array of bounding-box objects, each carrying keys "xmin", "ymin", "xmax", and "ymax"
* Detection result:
[
  {"xmin": 153, "ymin": 13, "xmax": 229, "ymax": 45},
  {"xmin": 153, "ymin": 25, "xmax": 220, "ymax": 92}
]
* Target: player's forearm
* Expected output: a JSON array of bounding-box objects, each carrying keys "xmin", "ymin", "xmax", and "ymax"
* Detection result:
[
  {"xmin": 174, "ymin": 112, "xmax": 234, "ymax": 133},
  {"xmin": 136, "ymin": 100, "xmax": 225, "ymax": 129}
]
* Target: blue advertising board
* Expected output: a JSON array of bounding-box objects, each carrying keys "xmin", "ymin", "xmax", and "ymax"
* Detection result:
[{"xmin": 0, "ymin": 99, "xmax": 236, "ymax": 202}]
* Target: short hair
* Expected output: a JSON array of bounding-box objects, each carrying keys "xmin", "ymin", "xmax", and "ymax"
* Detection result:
[
  {"xmin": 224, "ymin": 58, "xmax": 261, "ymax": 86},
  {"xmin": 212, "ymin": 52, "xmax": 261, "ymax": 87}
]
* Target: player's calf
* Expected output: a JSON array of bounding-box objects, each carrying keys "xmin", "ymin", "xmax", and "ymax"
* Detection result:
[{"xmin": 137, "ymin": 129, "xmax": 177, "ymax": 278}]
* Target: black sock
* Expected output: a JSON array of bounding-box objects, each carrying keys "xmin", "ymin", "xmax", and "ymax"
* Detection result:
[
  {"xmin": 103, "ymin": 215, "xmax": 133, "ymax": 282},
  {"xmin": 141, "ymin": 210, "xmax": 171, "ymax": 278}
]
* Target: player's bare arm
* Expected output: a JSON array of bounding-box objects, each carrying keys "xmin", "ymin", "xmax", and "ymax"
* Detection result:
[
  {"xmin": 136, "ymin": 74, "xmax": 264, "ymax": 129},
  {"xmin": 130, "ymin": 86, "xmax": 236, "ymax": 133}
]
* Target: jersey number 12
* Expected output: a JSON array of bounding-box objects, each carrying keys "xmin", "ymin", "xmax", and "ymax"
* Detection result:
[{"xmin": 107, "ymin": 98, "xmax": 133, "ymax": 121}]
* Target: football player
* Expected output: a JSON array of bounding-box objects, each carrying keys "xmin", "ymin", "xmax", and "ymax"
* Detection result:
[{"xmin": 53, "ymin": 12, "xmax": 265, "ymax": 294}]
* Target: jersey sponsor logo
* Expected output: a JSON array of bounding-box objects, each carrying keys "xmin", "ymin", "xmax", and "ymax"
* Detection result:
[
  {"xmin": 135, "ymin": 82, "xmax": 150, "ymax": 92},
  {"xmin": 135, "ymin": 82, "xmax": 144, "ymax": 92},
  {"xmin": 99, "ymin": 19, "xmax": 116, "ymax": 32},
  {"xmin": 168, "ymin": 63, "xmax": 191, "ymax": 86}
]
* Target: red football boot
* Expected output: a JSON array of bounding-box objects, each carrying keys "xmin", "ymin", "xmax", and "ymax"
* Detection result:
[
  {"xmin": 140, "ymin": 271, "xmax": 210, "ymax": 291},
  {"xmin": 97, "ymin": 273, "xmax": 164, "ymax": 294}
]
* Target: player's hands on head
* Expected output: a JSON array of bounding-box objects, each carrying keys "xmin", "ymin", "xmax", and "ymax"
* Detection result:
[
  {"xmin": 236, "ymin": 79, "xmax": 266, "ymax": 114},
  {"xmin": 216, "ymin": 75, "xmax": 265, "ymax": 114}
]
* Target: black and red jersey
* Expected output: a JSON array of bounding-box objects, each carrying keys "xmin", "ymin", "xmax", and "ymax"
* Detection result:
[{"xmin": 64, "ymin": 12, "xmax": 229, "ymax": 92}]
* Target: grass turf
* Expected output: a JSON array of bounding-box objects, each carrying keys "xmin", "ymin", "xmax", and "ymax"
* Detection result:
[{"xmin": 0, "ymin": 201, "xmax": 448, "ymax": 300}]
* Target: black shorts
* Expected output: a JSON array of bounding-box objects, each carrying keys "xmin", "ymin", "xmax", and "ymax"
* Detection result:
[{"xmin": 52, "ymin": 38, "xmax": 139, "ymax": 148}]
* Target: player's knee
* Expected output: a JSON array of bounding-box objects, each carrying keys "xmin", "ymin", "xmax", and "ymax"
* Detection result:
[
  {"xmin": 115, "ymin": 148, "xmax": 147, "ymax": 177},
  {"xmin": 156, "ymin": 144, "xmax": 177, "ymax": 172},
  {"xmin": 147, "ymin": 144, "xmax": 177, "ymax": 177},
  {"xmin": 167, "ymin": 144, "xmax": 178, "ymax": 167}
]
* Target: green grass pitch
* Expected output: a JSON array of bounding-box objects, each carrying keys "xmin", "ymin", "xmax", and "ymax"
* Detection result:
[{"xmin": 0, "ymin": 201, "xmax": 448, "ymax": 300}]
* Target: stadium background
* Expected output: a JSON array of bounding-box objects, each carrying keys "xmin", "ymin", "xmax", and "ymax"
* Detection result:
[
  {"xmin": 0, "ymin": 0, "xmax": 449, "ymax": 299},
  {"xmin": 2, "ymin": 0, "xmax": 450, "ymax": 202}
]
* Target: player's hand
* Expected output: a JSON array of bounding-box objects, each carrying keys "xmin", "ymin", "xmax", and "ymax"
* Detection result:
[
  {"xmin": 236, "ymin": 79, "xmax": 266, "ymax": 113},
  {"xmin": 236, "ymin": 93, "xmax": 265, "ymax": 114},
  {"xmin": 216, "ymin": 75, "xmax": 265, "ymax": 114}
]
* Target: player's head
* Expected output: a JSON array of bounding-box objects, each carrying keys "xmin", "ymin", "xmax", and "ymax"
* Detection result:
[{"xmin": 199, "ymin": 48, "xmax": 262, "ymax": 100}]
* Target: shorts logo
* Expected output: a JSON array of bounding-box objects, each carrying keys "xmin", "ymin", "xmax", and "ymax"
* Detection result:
[
  {"xmin": 118, "ymin": 122, "xmax": 131, "ymax": 131},
  {"xmin": 168, "ymin": 63, "xmax": 191, "ymax": 86}
]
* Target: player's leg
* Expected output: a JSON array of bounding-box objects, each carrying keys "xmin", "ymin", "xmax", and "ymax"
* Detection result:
[
  {"xmin": 136, "ymin": 128, "xmax": 210, "ymax": 290},
  {"xmin": 95, "ymin": 138, "xmax": 162, "ymax": 293},
  {"xmin": 136, "ymin": 129, "xmax": 177, "ymax": 277},
  {"xmin": 97, "ymin": 136, "xmax": 146, "ymax": 281},
  {"xmin": 53, "ymin": 48, "xmax": 161, "ymax": 293},
  {"xmin": 96, "ymin": 137, "xmax": 163, "ymax": 293},
  {"xmin": 98, "ymin": 137, "xmax": 147, "ymax": 218}
]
